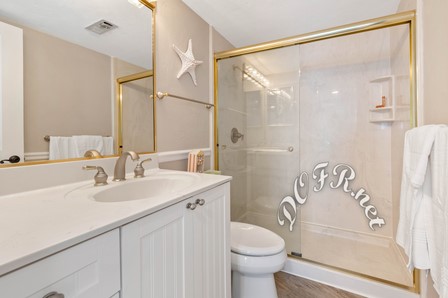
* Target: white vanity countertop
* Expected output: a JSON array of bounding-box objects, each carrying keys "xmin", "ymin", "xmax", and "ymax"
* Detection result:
[{"xmin": 0, "ymin": 169, "xmax": 231, "ymax": 277}]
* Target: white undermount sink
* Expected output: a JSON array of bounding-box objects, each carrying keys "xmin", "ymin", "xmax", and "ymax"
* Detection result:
[
  {"xmin": 76, "ymin": 172, "xmax": 200, "ymax": 203},
  {"xmin": 94, "ymin": 172, "xmax": 200, "ymax": 203}
]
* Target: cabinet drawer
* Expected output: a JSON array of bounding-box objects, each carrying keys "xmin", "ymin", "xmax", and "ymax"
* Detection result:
[{"xmin": 0, "ymin": 229, "xmax": 120, "ymax": 298}]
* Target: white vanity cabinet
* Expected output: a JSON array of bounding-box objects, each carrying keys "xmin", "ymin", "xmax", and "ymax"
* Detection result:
[
  {"xmin": 0, "ymin": 229, "xmax": 120, "ymax": 298},
  {"xmin": 121, "ymin": 182, "xmax": 231, "ymax": 298}
]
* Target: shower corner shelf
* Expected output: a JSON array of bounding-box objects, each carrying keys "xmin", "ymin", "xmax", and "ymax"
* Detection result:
[
  {"xmin": 267, "ymin": 123, "xmax": 294, "ymax": 127},
  {"xmin": 368, "ymin": 75, "xmax": 410, "ymax": 123}
]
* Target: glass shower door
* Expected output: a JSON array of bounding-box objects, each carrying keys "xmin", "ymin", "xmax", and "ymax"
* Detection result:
[
  {"xmin": 217, "ymin": 53, "xmax": 302, "ymax": 255},
  {"xmin": 216, "ymin": 20, "xmax": 415, "ymax": 288},
  {"xmin": 297, "ymin": 24, "xmax": 413, "ymax": 286}
]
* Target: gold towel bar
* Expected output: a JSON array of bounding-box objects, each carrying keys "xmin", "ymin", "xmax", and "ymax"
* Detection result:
[{"xmin": 156, "ymin": 91, "xmax": 214, "ymax": 109}]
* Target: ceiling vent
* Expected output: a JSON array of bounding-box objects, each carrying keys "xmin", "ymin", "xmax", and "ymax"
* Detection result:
[{"xmin": 85, "ymin": 19, "xmax": 118, "ymax": 34}]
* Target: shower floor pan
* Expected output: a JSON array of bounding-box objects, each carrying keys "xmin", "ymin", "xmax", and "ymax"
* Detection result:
[
  {"xmin": 238, "ymin": 211, "xmax": 413, "ymax": 288},
  {"xmin": 301, "ymin": 222, "xmax": 414, "ymax": 287}
]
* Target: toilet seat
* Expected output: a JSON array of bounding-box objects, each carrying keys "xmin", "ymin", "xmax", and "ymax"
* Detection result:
[{"xmin": 231, "ymin": 222, "xmax": 285, "ymax": 256}]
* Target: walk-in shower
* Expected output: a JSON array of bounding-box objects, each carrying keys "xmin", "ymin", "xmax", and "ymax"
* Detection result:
[{"xmin": 214, "ymin": 11, "xmax": 417, "ymax": 290}]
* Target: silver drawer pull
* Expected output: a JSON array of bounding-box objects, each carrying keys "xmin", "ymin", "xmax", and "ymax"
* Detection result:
[
  {"xmin": 43, "ymin": 292, "xmax": 65, "ymax": 298},
  {"xmin": 195, "ymin": 199, "xmax": 205, "ymax": 206},
  {"xmin": 186, "ymin": 202, "xmax": 197, "ymax": 210}
]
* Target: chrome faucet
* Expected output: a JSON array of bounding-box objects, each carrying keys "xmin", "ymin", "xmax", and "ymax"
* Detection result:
[{"xmin": 113, "ymin": 151, "xmax": 140, "ymax": 181}]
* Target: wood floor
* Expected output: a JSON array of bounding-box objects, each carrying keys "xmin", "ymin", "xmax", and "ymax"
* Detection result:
[{"xmin": 275, "ymin": 272, "xmax": 365, "ymax": 298}]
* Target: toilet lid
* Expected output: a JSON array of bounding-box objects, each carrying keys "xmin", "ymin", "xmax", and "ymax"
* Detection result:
[{"xmin": 231, "ymin": 222, "xmax": 285, "ymax": 256}]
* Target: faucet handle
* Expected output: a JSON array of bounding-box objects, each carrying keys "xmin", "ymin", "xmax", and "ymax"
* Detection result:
[
  {"xmin": 83, "ymin": 165, "xmax": 108, "ymax": 186},
  {"xmin": 134, "ymin": 158, "xmax": 153, "ymax": 178}
]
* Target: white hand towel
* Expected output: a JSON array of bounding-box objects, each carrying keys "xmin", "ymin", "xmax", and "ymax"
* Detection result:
[
  {"xmin": 102, "ymin": 137, "xmax": 114, "ymax": 156},
  {"xmin": 72, "ymin": 135, "xmax": 104, "ymax": 158},
  {"xmin": 48, "ymin": 136, "xmax": 77, "ymax": 160},
  {"xmin": 412, "ymin": 167, "xmax": 431, "ymax": 269},
  {"xmin": 429, "ymin": 126, "xmax": 448, "ymax": 295},
  {"xmin": 396, "ymin": 125, "xmax": 440, "ymax": 269}
]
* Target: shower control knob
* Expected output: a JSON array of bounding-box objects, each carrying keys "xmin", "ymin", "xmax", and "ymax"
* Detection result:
[
  {"xmin": 195, "ymin": 198, "xmax": 205, "ymax": 206},
  {"xmin": 186, "ymin": 202, "xmax": 197, "ymax": 210},
  {"xmin": 231, "ymin": 128, "xmax": 244, "ymax": 143}
]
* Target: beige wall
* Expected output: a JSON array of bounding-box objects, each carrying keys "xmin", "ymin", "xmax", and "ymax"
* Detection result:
[
  {"xmin": 155, "ymin": 0, "xmax": 210, "ymax": 153},
  {"xmin": 422, "ymin": 0, "xmax": 448, "ymax": 125},
  {"xmin": 398, "ymin": 0, "xmax": 448, "ymax": 296},
  {"xmin": 154, "ymin": 0, "xmax": 233, "ymax": 150},
  {"xmin": 397, "ymin": 0, "xmax": 416, "ymax": 11},
  {"xmin": 113, "ymin": 57, "xmax": 147, "ymax": 78},
  {"xmin": 212, "ymin": 28, "xmax": 234, "ymax": 52},
  {"xmin": 22, "ymin": 25, "xmax": 112, "ymax": 153},
  {"xmin": 418, "ymin": 0, "xmax": 448, "ymax": 297},
  {"xmin": 155, "ymin": 0, "xmax": 234, "ymax": 171}
]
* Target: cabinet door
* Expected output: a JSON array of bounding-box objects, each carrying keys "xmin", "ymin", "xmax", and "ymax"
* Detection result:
[
  {"xmin": 0, "ymin": 230, "xmax": 120, "ymax": 298},
  {"xmin": 121, "ymin": 200, "xmax": 187, "ymax": 298},
  {"xmin": 121, "ymin": 182, "xmax": 231, "ymax": 298},
  {"xmin": 187, "ymin": 183, "xmax": 231, "ymax": 298}
]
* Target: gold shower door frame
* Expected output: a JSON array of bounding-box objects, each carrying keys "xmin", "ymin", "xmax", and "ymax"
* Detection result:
[
  {"xmin": 117, "ymin": 70, "xmax": 155, "ymax": 155},
  {"xmin": 213, "ymin": 10, "xmax": 418, "ymax": 292}
]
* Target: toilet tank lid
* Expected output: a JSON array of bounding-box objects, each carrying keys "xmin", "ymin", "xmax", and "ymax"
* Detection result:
[{"xmin": 231, "ymin": 222, "xmax": 285, "ymax": 256}]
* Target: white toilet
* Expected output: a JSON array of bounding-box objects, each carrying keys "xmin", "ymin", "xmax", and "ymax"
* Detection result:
[{"xmin": 231, "ymin": 222, "xmax": 287, "ymax": 298}]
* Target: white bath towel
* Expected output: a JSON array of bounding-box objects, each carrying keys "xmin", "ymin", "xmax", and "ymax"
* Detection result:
[
  {"xmin": 396, "ymin": 125, "xmax": 440, "ymax": 269},
  {"xmin": 48, "ymin": 136, "xmax": 77, "ymax": 160},
  {"xmin": 102, "ymin": 136, "xmax": 114, "ymax": 156},
  {"xmin": 72, "ymin": 135, "xmax": 104, "ymax": 158},
  {"xmin": 412, "ymin": 167, "xmax": 432, "ymax": 269},
  {"xmin": 428, "ymin": 126, "xmax": 448, "ymax": 296}
]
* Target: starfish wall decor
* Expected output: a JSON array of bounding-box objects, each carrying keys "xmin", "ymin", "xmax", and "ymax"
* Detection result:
[{"xmin": 173, "ymin": 39, "xmax": 203, "ymax": 86}]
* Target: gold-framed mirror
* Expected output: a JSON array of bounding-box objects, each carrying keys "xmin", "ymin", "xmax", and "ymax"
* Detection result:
[{"xmin": 0, "ymin": 0, "xmax": 156, "ymax": 168}]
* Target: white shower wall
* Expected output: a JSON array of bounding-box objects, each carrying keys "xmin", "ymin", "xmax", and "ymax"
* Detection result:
[
  {"xmin": 296, "ymin": 25, "xmax": 413, "ymax": 286},
  {"xmin": 390, "ymin": 25, "xmax": 412, "ymax": 239},
  {"xmin": 217, "ymin": 58, "xmax": 248, "ymax": 221},
  {"xmin": 298, "ymin": 28, "xmax": 394, "ymax": 237}
]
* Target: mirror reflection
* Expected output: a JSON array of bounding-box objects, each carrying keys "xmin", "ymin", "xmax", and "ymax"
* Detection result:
[
  {"xmin": 0, "ymin": 0, "xmax": 154, "ymax": 166},
  {"xmin": 118, "ymin": 70, "xmax": 155, "ymax": 154}
]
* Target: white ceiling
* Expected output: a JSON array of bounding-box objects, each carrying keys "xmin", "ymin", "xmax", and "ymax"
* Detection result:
[
  {"xmin": 0, "ymin": 0, "xmax": 401, "ymax": 70},
  {"xmin": 182, "ymin": 0, "xmax": 401, "ymax": 48},
  {"xmin": 0, "ymin": 0, "xmax": 152, "ymax": 69}
]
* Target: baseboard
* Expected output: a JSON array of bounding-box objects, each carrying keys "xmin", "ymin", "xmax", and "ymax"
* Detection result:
[
  {"xmin": 158, "ymin": 148, "xmax": 211, "ymax": 163},
  {"xmin": 24, "ymin": 152, "xmax": 49, "ymax": 161}
]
